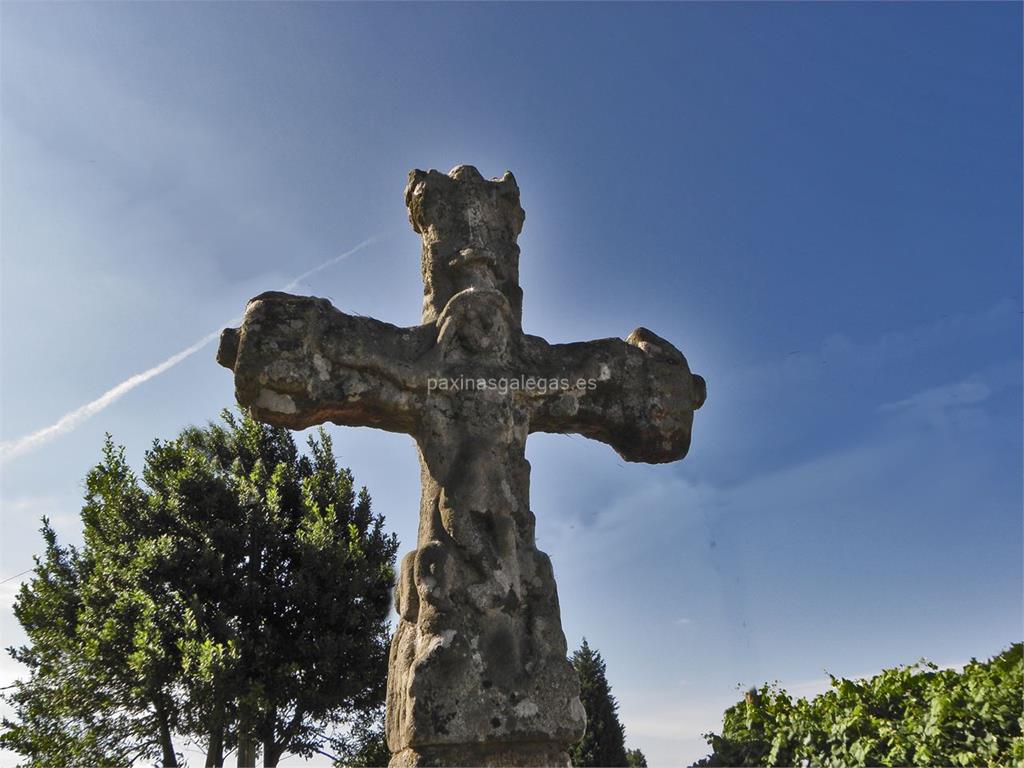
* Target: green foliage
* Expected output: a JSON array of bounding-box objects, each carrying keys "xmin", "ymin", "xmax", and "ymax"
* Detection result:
[
  {"xmin": 694, "ymin": 644, "xmax": 1024, "ymax": 767},
  {"xmin": 329, "ymin": 707, "xmax": 390, "ymax": 768},
  {"xmin": 626, "ymin": 747, "xmax": 648, "ymax": 767},
  {"xmin": 570, "ymin": 639, "xmax": 630, "ymax": 767},
  {"xmin": 2, "ymin": 410, "xmax": 398, "ymax": 767}
]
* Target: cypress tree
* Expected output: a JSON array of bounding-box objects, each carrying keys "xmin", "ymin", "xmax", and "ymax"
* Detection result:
[{"xmin": 570, "ymin": 639, "xmax": 630, "ymax": 767}]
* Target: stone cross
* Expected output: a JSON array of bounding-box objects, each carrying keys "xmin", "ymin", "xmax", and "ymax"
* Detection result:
[{"xmin": 217, "ymin": 166, "xmax": 706, "ymax": 767}]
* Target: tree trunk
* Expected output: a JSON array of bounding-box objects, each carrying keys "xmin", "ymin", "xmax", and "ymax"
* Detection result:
[
  {"xmin": 237, "ymin": 732, "xmax": 257, "ymax": 768},
  {"xmin": 156, "ymin": 703, "xmax": 178, "ymax": 767},
  {"xmin": 205, "ymin": 698, "xmax": 225, "ymax": 767},
  {"xmin": 262, "ymin": 738, "xmax": 279, "ymax": 767},
  {"xmin": 262, "ymin": 705, "xmax": 280, "ymax": 767},
  {"xmin": 205, "ymin": 723, "xmax": 224, "ymax": 767}
]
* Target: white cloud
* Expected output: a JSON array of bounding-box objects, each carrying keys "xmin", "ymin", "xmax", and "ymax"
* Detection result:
[
  {"xmin": 880, "ymin": 375, "xmax": 991, "ymax": 413},
  {"xmin": 2, "ymin": 495, "xmax": 64, "ymax": 518},
  {"xmin": 879, "ymin": 361, "xmax": 1019, "ymax": 417}
]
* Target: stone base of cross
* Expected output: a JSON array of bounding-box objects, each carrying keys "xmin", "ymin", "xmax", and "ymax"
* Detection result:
[{"xmin": 218, "ymin": 166, "xmax": 705, "ymax": 767}]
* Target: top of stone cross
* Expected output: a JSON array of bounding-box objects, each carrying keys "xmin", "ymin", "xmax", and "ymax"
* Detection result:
[{"xmin": 405, "ymin": 165, "xmax": 525, "ymax": 325}]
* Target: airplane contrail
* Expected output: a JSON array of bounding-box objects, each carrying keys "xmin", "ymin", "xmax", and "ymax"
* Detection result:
[
  {"xmin": 0, "ymin": 236, "xmax": 382, "ymax": 465},
  {"xmin": 282, "ymin": 234, "xmax": 381, "ymax": 292},
  {"xmin": 0, "ymin": 329, "xmax": 228, "ymax": 464}
]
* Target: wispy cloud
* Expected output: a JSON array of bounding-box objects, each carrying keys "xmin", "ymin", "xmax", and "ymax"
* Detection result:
[
  {"xmin": 2, "ymin": 495, "xmax": 64, "ymax": 516},
  {"xmin": 0, "ymin": 495, "xmax": 79, "ymax": 539},
  {"xmin": 879, "ymin": 375, "xmax": 992, "ymax": 413},
  {"xmin": 879, "ymin": 360, "xmax": 1019, "ymax": 416},
  {"xmin": 718, "ymin": 299, "xmax": 1018, "ymax": 400},
  {"xmin": 0, "ymin": 237, "xmax": 381, "ymax": 465},
  {"xmin": 618, "ymin": 692, "xmax": 739, "ymax": 742}
]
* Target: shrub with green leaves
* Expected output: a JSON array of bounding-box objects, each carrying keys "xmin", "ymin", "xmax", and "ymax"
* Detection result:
[{"xmin": 695, "ymin": 644, "xmax": 1023, "ymax": 767}]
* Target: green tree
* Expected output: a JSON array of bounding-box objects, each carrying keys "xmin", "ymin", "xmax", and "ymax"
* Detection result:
[
  {"xmin": 625, "ymin": 747, "xmax": 648, "ymax": 767},
  {"xmin": 329, "ymin": 709, "xmax": 389, "ymax": 768},
  {"xmin": 694, "ymin": 643, "xmax": 1023, "ymax": 767},
  {"xmin": 0, "ymin": 517, "xmax": 168, "ymax": 767},
  {"xmin": 1, "ymin": 410, "xmax": 398, "ymax": 768},
  {"xmin": 570, "ymin": 639, "xmax": 630, "ymax": 767}
]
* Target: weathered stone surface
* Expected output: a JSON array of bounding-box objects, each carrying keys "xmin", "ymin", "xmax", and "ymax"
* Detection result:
[{"xmin": 217, "ymin": 166, "xmax": 705, "ymax": 767}]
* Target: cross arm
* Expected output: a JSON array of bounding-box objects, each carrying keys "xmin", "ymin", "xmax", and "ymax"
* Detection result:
[
  {"xmin": 217, "ymin": 291, "xmax": 433, "ymax": 433},
  {"xmin": 524, "ymin": 328, "xmax": 706, "ymax": 464}
]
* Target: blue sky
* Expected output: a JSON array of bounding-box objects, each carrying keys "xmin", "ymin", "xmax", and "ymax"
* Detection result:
[{"xmin": 1, "ymin": 3, "xmax": 1021, "ymax": 765}]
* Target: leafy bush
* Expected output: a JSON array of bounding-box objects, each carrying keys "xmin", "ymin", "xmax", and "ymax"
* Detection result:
[{"xmin": 695, "ymin": 644, "xmax": 1023, "ymax": 767}]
